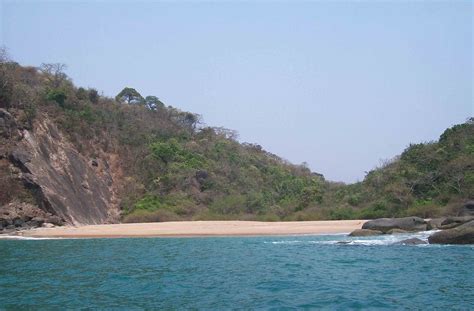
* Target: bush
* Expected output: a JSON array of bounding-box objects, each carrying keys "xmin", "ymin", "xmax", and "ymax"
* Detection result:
[
  {"xmin": 46, "ymin": 89, "xmax": 67, "ymax": 107},
  {"xmin": 122, "ymin": 209, "xmax": 180, "ymax": 223}
]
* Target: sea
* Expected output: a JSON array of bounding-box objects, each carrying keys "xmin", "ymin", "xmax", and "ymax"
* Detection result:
[{"xmin": 0, "ymin": 231, "xmax": 473, "ymax": 310}]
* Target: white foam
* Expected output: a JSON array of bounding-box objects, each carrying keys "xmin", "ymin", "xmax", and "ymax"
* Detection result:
[
  {"xmin": 265, "ymin": 230, "xmax": 442, "ymax": 246},
  {"xmin": 0, "ymin": 235, "xmax": 64, "ymax": 240}
]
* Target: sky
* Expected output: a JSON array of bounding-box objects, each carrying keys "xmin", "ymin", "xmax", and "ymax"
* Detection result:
[{"xmin": 1, "ymin": 0, "xmax": 472, "ymax": 183}]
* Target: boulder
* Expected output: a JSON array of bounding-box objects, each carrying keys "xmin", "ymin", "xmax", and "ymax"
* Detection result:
[
  {"xmin": 439, "ymin": 216, "xmax": 474, "ymax": 229},
  {"xmin": 42, "ymin": 222, "xmax": 55, "ymax": 228},
  {"xmin": 428, "ymin": 220, "xmax": 474, "ymax": 244},
  {"xmin": 386, "ymin": 229, "xmax": 410, "ymax": 235},
  {"xmin": 13, "ymin": 217, "xmax": 24, "ymax": 227},
  {"xmin": 45, "ymin": 215, "xmax": 63, "ymax": 226},
  {"xmin": 349, "ymin": 229, "xmax": 383, "ymax": 236},
  {"xmin": 28, "ymin": 217, "xmax": 45, "ymax": 227},
  {"xmin": 396, "ymin": 238, "xmax": 428, "ymax": 245},
  {"xmin": 427, "ymin": 218, "xmax": 446, "ymax": 230},
  {"xmin": 362, "ymin": 217, "xmax": 427, "ymax": 233},
  {"xmin": 459, "ymin": 200, "xmax": 474, "ymax": 216},
  {"xmin": 0, "ymin": 108, "xmax": 18, "ymax": 139}
]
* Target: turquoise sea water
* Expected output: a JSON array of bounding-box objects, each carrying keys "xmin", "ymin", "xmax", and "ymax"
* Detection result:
[{"xmin": 1, "ymin": 232, "xmax": 473, "ymax": 310}]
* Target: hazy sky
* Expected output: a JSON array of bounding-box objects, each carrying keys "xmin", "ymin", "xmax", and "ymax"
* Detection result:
[{"xmin": 1, "ymin": 0, "xmax": 472, "ymax": 182}]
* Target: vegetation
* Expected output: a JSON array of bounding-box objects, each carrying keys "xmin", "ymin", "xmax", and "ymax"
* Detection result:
[{"xmin": 1, "ymin": 49, "xmax": 472, "ymax": 221}]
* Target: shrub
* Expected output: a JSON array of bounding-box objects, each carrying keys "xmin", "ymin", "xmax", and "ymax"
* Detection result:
[{"xmin": 46, "ymin": 89, "xmax": 67, "ymax": 107}]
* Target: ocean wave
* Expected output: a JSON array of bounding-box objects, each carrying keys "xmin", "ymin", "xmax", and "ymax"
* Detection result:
[
  {"xmin": 265, "ymin": 231, "xmax": 454, "ymax": 247},
  {"xmin": 0, "ymin": 235, "xmax": 64, "ymax": 240}
]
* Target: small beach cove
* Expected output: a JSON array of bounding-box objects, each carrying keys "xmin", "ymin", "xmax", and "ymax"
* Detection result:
[{"xmin": 10, "ymin": 220, "xmax": 366, "ymax": 239}]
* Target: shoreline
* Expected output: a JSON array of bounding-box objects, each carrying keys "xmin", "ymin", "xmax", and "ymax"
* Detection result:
[{"xmin": 12, "ymin": 220, "xmax": 366, "ymax": 239}]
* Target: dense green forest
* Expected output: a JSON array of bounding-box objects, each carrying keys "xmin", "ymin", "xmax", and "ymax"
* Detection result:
[{"xmin": 1, "ymin": 51, "xmax": 473, "ymax": 221}]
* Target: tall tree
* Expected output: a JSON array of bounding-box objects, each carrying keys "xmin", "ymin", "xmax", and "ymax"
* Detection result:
[
  {"xmin": 39, "ymin": 63, "xmax": 68, "ymax": 88},
  {"xmin": 115, "ymin": 87, "xmax": 144, "ymax": 104},
  {"xmin": 144, "ymin": 95, "xmax": 165, "ymax": 111}
]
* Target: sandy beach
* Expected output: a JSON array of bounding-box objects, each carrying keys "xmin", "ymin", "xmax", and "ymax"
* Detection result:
[{"xmin": 18, "ymin": 220, "xmax": 366, "ymax": 238}]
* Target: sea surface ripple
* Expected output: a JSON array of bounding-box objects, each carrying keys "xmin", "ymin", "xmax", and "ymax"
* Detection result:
[{"xmin": 0, "ymin": 233, "xmax": 473, "ymax": 309}]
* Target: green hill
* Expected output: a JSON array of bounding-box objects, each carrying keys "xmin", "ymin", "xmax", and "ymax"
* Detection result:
[{"xmin": 1, "ymin": 53, "xmax": 472, "ymax": 224}]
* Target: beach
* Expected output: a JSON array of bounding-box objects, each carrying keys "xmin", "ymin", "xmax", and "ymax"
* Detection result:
[{"xmin": 18, "ymin": 220, "xmax": 366, "ymax": 238}]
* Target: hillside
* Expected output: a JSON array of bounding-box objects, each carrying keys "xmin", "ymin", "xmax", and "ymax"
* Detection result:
[{"xmin": 0, "ymin": 53, "xmax": 473, "ymax": 227}]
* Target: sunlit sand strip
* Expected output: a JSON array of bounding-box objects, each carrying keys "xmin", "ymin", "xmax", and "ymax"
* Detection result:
[{"xmin": 18, "ymin": 220, "xmax": 366, "ymax": 239}]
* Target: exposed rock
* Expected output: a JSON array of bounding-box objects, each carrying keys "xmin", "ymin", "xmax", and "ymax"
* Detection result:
[
  {"xmin": 8, "ymin": 119, "xmax": 115, "ymax": 225},
  {"xmin": 42, "ymin": 222, "xmax": 55, "ymax": 228},
  {"xmin": 45, "ymin": 215, "xmax": 63, "ymax": 226},
  {"xmin": 336, "ymin": 241, "xmax": 352, "ymax": 245},
  {"xmin": 459, "ymin": 200, "xmax": 474, "ymax": 216},
  {"xmin": 396, "ymin": 238, "xmax": 427, "ymax": 245},
  {"xmin": 427, "ymin": 218, "xmax": 446, "ymax": 230},
  {"xmin": 386, "ymin": 228, "xmax": 410, "ymax": 235},
  {"xmin": 0, "ymin": 108, "xmax": 18, "ymax": 139},
  {"xmin": 349, "ymin": 229, "xmax": 383, "ymax": 236},
  {"xmin": 439, "ymin": 216, "xmax": 474, "ymax": 229},
  {"xmin": 28, "ymin": 217, "xmax": 44, "ymax": 227},
  {"xmin": 13, "ymin": 217, "xmax": 24, "ymax": 227},
  {"xmin": 362, "ymin": 217, "xmax": 427, "ymax": 233},
  {"xmin": 428, "ymin": 220, "xmax": 474, "ymax": 244},
  {"xmin": 0, "ymin": 201, "xmax": 64, "ymax": 231}
]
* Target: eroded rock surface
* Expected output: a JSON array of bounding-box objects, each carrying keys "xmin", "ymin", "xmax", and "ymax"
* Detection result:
[
  {"xmin": 6, "ymin": 116, "xmax": 119, "ymax": 225},
  {"xmin": 348, "ymin": 229, "xmax": 383, "ymax": 237},
  {"xmin": 362, "ymin": 217, "xmax": 427, "ymax": 233},
  {"xmin": 428, "ymin": 221, "xmax": 474, "ymax": 244}
]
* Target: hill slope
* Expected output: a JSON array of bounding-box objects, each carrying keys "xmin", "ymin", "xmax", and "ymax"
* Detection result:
[{"xmin": 0, "ymin": 55, "xmax": 472, "ymax": 226}]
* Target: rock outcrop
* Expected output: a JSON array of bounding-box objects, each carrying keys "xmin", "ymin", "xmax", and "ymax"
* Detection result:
[
  {"xmin": 428, "ymin": 221, "xmax": 474, "ymax": 244},
  {"xmin": 439, "ymin": 216, "xmax": 474, "ymax": 230},
  {"xmin": 396, "ymin": 238, "xmax": 427, "ymax": 245},
  {"xmin": 362, "ymin": 217, "xmax": 428, "ymax": 233},
  {"xmin": 1, "ymin": 110, "xmax": 119, "ymax": 226},
  {"xmin": 0, "ymin": 201, "xmax": 63, "ymax": 232},
  {"xmin": 460, "ymin": 200, "xmax": 474, "ymax": 216},
  {"xmin": 348, "ymin": 229, "xmax": 383, "ymax": 236},
  {"xmin": 427, "ymin": 218, "xmax": 446, "ymax": 230}
]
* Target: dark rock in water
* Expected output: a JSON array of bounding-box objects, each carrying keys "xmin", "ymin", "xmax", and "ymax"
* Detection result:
[
  {"xmin": 386, "ymin": 229, "xmax": 410, "ymax": 235},
  {"xmin": 349, "ymin": 229, "xmax": 383, "ymax": 236},
  {"xmin": 336, "ymin": 241, "xmax": 352, "ymax": 245},
  {"xmin": 427, "ymin": 218, "xmax": 446, "ymax": 230},
  {"xmin": 362, "ymin": 217, "xmax": 427, "ymax": 233},
  {"xmin": 460, "ymin": 200, "xmax": 474, "ymax": 216},
  {"xmin": 396, "ymin": 238, "xmax": 427, "ymax": 245},
  {"xmin": 428, "ymin": 220, "xmax": 474, "ymax": 244},
  {"xmin": 439, "ymin": 216, "xmax": 474, "ymax": 229}
]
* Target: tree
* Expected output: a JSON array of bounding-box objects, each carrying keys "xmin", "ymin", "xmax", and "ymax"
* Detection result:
[
  {"xmin": 88, "ymin": 88, "xmax": 99, "ymax": 104},
  {"xmin": 39, "ymin": 63, "xmax": 68, "ymax": 88},
  {"xmin": 0, "ymin": 47, "xmax": 14, "ymax": 108},
  {"xmin": 144, "ymin": 95, "xmax": 164, "ymax": 111},
  {"xmin": 115, "ymin": 87, "xmax": 144, "ymax": 104}
]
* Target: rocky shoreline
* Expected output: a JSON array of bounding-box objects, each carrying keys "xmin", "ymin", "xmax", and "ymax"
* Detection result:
[
  {"xmin": 0, "ymin": 201, "xmax": 64, "ymax": 235},
  {"xmin": 349, "ymin": 214, "xmax": 474, "ymax": 245}
]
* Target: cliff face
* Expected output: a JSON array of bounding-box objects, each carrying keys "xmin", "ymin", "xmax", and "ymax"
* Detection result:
[{"xmin": 2, "ymin": 109, "xmax": 119, "ymax": 225}]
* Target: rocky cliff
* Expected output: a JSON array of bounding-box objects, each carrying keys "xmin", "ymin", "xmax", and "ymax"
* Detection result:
[{"xmin": 1, "ymin": 109, "xmax": 119, "ymax": 226}]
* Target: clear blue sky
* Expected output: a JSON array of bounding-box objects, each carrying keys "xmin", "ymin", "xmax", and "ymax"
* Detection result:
[{"xmin": 1, "ymin": 0, "xmax": 472, "ymax": 182}]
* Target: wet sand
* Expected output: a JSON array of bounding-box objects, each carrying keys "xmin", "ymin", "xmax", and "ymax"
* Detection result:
[{"xmin": 19, "ymin": 220, "xmax": 366, "ymax": 238}]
